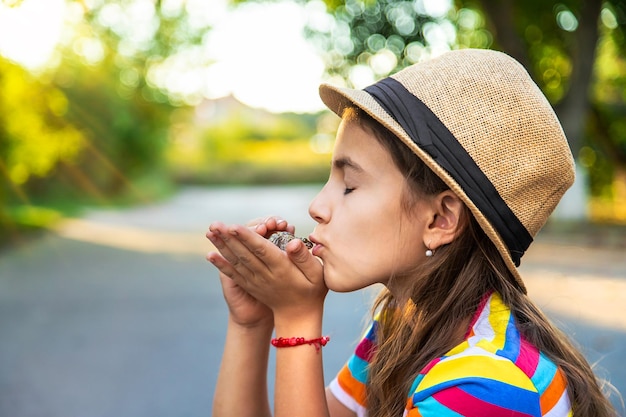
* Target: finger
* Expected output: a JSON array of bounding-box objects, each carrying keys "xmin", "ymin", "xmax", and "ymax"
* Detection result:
[
  {"xmin": 208, "ymin": 221, "xmax": 228, "ymax": 236},
  {"xmin": 206, "ymin": 228, "xmax": 223, "ymax": 250},
  {"xmin": 285, "ymin": 239, "xmax": 324, "ymax": 284},
  {"xmin": 283, "ymin": 222, "xmax": 296, "ymax": 234},
  {"xmin": 246, "ymin": 217, "xmax": 272, "ymax": 236},
  {"xmin": 206, "ymin": 251, "xmax": 245, "ymax": 282},
  {"xmin": 222, "ymin": 224, "xmax": 275, "ymax": 274},
  {"xmin": 245, "ymin": 217, "xmax": 266, "ymax": 228},
  {"xmin": 270, "ymin": 217, "xmax": 296, "ymax": 234},
  {"xmin": 208, "ymin": 224, "xmax": 255, "ymax": 277},
  {"xmin": 266, "ymin": 216, "xmax": 288, "ymax": 231},
  {"xmin": 254, "ymin": 216, "xmax": 292, "ymax": 237},
  {"xmin": 253, "ymin": 222, "xmax": 270, "ymax": 237}
]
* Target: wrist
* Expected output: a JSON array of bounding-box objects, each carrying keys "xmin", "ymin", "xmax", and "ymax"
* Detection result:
[
  {"xmin": 273, "ymin": 309, "xmax": 323, "ymax": 339},
  {"xmin": 271, "ymin": 335, "xmax": 330, "ymax": 352},
  {"xmin": 228, "ymin": 315, "xmax": 274, "ymax": 337}
]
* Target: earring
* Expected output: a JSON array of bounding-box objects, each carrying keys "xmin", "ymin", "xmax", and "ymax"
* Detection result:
[{"xmin": 425, "ymin": 243, "xmax": 434, "ymax": 257}]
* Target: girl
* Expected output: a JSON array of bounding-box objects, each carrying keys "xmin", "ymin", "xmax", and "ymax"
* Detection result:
[{"xmin": 206, "ymin": 49, "xmax": 617, "ymax": 417}]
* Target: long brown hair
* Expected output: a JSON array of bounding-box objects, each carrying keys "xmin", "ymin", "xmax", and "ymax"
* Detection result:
[{"xmin": 342, "ymin": 107, "xmax": 618, "ymax": 417}]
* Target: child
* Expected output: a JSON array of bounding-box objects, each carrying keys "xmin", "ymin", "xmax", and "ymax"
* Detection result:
[{"xmin": 206, "ymin": 49, "xmax": 617, "ymax": 417}]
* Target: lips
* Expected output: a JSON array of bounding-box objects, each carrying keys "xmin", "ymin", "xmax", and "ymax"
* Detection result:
[{"xmin": 308, "ymin": 234, "xmax": 324, "ymax": 257}]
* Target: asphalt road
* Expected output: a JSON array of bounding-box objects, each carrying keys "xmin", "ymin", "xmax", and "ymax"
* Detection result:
[{"xmin": 0, "ymin": 185, "xmax": 624, "ymax": 416}]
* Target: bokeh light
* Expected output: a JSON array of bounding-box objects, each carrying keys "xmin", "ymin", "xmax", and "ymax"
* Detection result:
[{"xmin": 0, "ymin": 0, "xmax": 65, "ymax": 69}]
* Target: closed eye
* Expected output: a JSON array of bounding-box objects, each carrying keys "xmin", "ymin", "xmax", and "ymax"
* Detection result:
[{"xmin": 344, "ymin": 187, "xmax": 355, "ymax": 195}]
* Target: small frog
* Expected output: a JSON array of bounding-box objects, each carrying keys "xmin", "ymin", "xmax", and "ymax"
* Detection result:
[{"xmin": 268, "ymin": 231, "xmax": 313, "ymax": 251}]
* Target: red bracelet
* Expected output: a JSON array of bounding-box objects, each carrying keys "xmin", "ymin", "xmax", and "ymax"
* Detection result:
[{"xmin": 271, "ymin": 336, "xmax": 330, "ymax": 352}]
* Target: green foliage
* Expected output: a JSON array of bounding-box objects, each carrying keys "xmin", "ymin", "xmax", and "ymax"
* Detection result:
[
  {"xmin": 0, "ymin": 58, "xmax": 84, "ymax": 189},
  {"xmin": 166, "ymin": 102, "xmax": 332, "ymax": 185},
  {"xmin": 453, "ymin": 7, "xmax": 492, "ymax": 49},
  {"xmin": 51, "ymin": 58, "xmax": 171, "ymax": 196},
  {"xmin": 0, "ymin": 0, "xmax": 211, "ymax": 243},
  {"xmin": 0, "ymin": 56, "xmax": 85, "ymax": 244},
  {"xmin": 587, "ymin": 26, "xmax": 626, "ymax": 198},
  {"xmin": 305, "ymin": 0, "xmax": 441, "ymax": 85},
  {"xmin": 73, "ymin": 0, "xmax": 210, "ymax": 102},
  {"xmin": 0, "ymin": 57, "xmax": 83, "ymax": 244}
]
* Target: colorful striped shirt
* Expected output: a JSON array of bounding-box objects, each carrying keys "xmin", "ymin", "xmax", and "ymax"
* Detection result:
[{"xmin": 328, "ymin": 292, "xmax": 572, "ymax": 416}]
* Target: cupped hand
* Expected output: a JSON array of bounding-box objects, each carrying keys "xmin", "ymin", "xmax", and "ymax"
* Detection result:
[
  {"xmin": 216, "ymin": 269, "xmax": 273, "ymax": 328},
  {"xmin": 206, "ymin": 216, "xmax": 295, "ymax": 327},
  {"xmin": 245, "ymin": 216, "xmax": 295, "ymax": 238},
  {"xmin": 207, "ymin": 216, "xmax": 293, "ymax": 328},
  {"xmin": 207, "ymin": 221, "xmax": 326, "ymax": 321}
]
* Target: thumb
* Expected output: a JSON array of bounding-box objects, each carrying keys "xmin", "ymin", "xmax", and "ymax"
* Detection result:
[{"xmin": 286, "ymin": 240, "xmax": 323, "ymax": 283}]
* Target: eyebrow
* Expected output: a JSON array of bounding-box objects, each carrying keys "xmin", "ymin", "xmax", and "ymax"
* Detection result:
[{"xmin": 333, "ymin": 157, "xmax": 364, "ymax": 173}]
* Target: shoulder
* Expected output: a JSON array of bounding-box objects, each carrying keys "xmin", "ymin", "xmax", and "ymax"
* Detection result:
[{"xmin": 406, "ymin": 345, "xmax": 571, "ymax": 417}]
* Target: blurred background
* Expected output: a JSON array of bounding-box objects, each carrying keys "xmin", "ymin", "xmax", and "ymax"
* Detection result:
[
  {"xmin": 0, "ymin": 0, "xmax": 625, "ymax": 415},
  {"xmin": 1, "ymin": 0, "xmax": 626, "ymax": 234}
]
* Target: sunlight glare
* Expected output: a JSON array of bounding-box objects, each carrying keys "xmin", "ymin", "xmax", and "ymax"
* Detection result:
[
  {"xmin": 0, "ymin": 0, "xmax": 65, "ymax": 69},
  {"xmin": 349, "ymin": 64, "xmax": 375, "ymax": 89},
  {"xmin": 370, "ymin": 49, "xmax": 397, "ymax": 75},
  {"xmin": 0, "ymin": 0, "xmax": 326, "ymax": 113},
  {"xmin": 204, "ymin": 0, "xmax": 325, "ymax": 113},
  {"xmin": 416, "ymin": 0, "xmax": 452, "ymax": 19}
]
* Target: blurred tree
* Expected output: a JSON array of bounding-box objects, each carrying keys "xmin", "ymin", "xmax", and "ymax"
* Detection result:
[
  {"xmin": 468, "ymin": 0, "xmax": 625, "ymax": 170},
  {"xmin": 42, "ymin": 0, "xmax": 213, "ymax": 196},
  {"xmin": 306, "ymin": 0, "xmax": 626, "ymax": 218},
  {"xmin": 0, "ymin": 56, "xmax": 85, "ymax": 236},
  {"xmin": 167, "ymin": 97, "xmax": 330, "ymax": 184},
  {"xmin": 303, "ymin": 0, "xmax": 443, "ymax": 87},
  {"xmin": 65, "ymin": 0, "xmax": 213, "ymax": 106},
  {"xmin": 0, "ymin": 0, "xmax": 213, "ymax": 240},
  {"xmin": 472, "ymin": 0, "xmax": 626, "ymax": 219}
]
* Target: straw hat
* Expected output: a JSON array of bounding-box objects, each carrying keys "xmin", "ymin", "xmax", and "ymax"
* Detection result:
[{"xmin": 319, "ymin": 49, "xmax": 575, "ymax": 292}]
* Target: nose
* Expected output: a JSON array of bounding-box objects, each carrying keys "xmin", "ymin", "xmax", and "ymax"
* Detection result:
[{"xmin": 309, "ymin": 184, "xmax": 330, "ymax": 224}]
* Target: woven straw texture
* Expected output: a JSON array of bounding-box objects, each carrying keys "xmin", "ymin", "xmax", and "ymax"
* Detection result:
[{"xmin": 319, "ymin": 49, "xmax": 575, "ymax": 290}]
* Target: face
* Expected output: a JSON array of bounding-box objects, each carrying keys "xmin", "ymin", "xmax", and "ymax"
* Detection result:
[{"xmin": 308, "ymin": 119, "xmax": 432, "ymax": 293}]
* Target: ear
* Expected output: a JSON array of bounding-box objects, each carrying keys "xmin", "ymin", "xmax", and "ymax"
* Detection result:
[{"xmin": 423, "ymin": 191, "xmax": 465, "ymax": 250}]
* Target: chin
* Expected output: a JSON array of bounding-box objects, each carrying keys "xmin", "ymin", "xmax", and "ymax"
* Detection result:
[
  {"xmin": 323, "ymin": 273, "xmax": 372, "ymax": 293},
  {"xmin": 328, "ymin": 285, "xmax": 355, "ymax": 293},
  {"xmin": 323, "ymin": 274, "xmax": 351, "ymax": 293}
]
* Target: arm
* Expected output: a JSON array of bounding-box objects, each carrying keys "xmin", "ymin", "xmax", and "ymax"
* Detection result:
[
  {"xmin": 327, "ymin": 388, "xmax": 358, "ymax": 417},
  {"xmin": 273, "ymin": 301, "xmax": 328, "ymax": 417},
  {"xmin": 214, "ymin": 309, "xmax": 356, "ymax": 417},
  {"xmin": 214, "ymin": 314, "xmax": 356, "ymax": 417},
  {"xmin": 213, "ymin": 316, "xmax": 273, "ymax": 417},
  {"xmin": 209, "ymin": 217, "xmax": 292, "ymax": 417}
]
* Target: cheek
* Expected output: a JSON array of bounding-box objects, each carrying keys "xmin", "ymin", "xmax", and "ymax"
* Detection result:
[
  {"xmin": 319, "ymin": 240, "xmax": 378, "ymax": 291},
  {"xmin": 348, "ymin": 217, "xmax": 423, "ymax": 279},
  {"xmin": 322, "ymin": 195, "xmax": 416, "ymax": 288},
  {"xmin": 322, "ymin": 237, "xmax": 397, "ymax": 291},
  {"xmin": 334, "ymin": 203, "xmax": 405, "ymax": 262}
]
